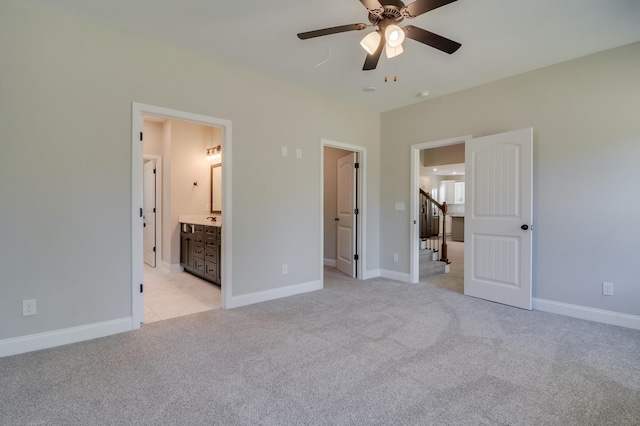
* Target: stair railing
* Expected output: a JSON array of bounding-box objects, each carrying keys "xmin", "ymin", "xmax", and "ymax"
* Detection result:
[{"xmin": 419, "ymin": 188, "xmax": 449, "ymax": 264}]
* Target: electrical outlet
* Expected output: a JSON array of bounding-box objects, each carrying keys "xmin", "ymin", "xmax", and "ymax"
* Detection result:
[
  {"xmin": 282, "ymin": 264, "xmax": 288, "ymax": 275},
  {"xmin": 602, "ymin": 282, "xmax": 613, "ymax": 296},
  {"xmin": 281, "ymin": 146, "xmax": 288, "ymax": 157},
  {"xmin": 393, "ymin": 253, "xmax": 399, "ymax": 262},
  {"xmin": 23, "ymin": 299, "xmax": 37, "ymax": 316}
]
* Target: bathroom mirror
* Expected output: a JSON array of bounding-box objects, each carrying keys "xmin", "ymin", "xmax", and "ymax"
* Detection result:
[{"xmin": 210, "ymin": 164, "xmax": 222, "ymax": 213}]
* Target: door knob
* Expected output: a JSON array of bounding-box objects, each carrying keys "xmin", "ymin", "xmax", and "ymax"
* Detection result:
[{"xmin": 521, "ymin": 224, "xmax": 529, "ymax": 230}]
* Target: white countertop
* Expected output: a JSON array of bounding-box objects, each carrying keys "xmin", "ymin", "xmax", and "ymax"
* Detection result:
[{"xmin": 179, "ymin": 215, "xmax": 221, "ymax": 227}]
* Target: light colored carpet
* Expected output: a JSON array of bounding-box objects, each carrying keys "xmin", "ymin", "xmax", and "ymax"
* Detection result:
[{"xmin": 1, "ymin": 264, "xmax": 639, "ymax": 425}]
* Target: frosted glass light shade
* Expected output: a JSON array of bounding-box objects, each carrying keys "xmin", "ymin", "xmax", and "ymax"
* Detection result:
[
  {"xmin": 384, "ymin": 25, "xmax": 405, "ymax": 48},
  {"xmin": 360, "ymin": 31, "xmax": 381, "ymax": 55},
  {"xmin": 385, "ymin": 43, "xmax": 403, "ymax": 58}
]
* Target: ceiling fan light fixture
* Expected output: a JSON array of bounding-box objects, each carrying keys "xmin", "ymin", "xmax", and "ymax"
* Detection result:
[
  {"xmin": 385, "ymin": 43, "xmax": 403, "ymax": 59},
  {"xmin": 360, "ymin": 31, "xmax": 381, "ymax": 55},
  {"xmin": 384, "ymin": 24, "xmax": 405, "ymax": 48}
]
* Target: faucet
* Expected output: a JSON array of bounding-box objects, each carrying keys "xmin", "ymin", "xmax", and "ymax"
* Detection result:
[{"xmin": 206, "ymin": 216, "xmax": 217, "ymax": 222}]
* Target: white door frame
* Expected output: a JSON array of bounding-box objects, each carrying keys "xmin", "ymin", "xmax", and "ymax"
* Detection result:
[
  {"xmin": 410, "ymin": 135, "xmax": 471, "ymax": 283},
  {"xmin": 321, "ymin": 139, "xmax": 367, "ymax": 282},
  {"xmin": 132, "ymin": 103, "xmax": 233, "ymax": 328}
]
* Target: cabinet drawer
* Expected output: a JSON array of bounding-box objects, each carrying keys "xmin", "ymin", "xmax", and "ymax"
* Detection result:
[
  {"xmin": 193, "ymin": 235, "xmax": 204, "ymax": 247},
  {"xmin": 205, "ymin": 261, "xmax": 218, "ymax": 281},
  {"xmin": 193, "ymin": 225, "xmax": 204, "ymax": 235},
  {"xmin": 205, "ymin": 247, "xmax": 218, "ymax": 262},
  {"xmin": 194, "ymin": 257, "xmax": 205, "ymax": 273},
  {"xmin": 193, "ymin": 246, "xmax": 204, "ymax": 259},
  {"xmin": 205, "ymin": 237, "xmax": 218, "ymax": 248}
]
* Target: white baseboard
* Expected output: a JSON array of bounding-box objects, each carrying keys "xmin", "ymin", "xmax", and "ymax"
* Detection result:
[
  {"xmin": 362, "ymin": 269, "xmax": 381, "ymax": 280},
  {"xmin": 162, "ymin": 261, "xmax": 182, "ymax": 273},
  {"xmin": 379, "ymin": 269, "xmax": 411, "ymax": 283},
  {"xmin": 227, "ymin": 280, "xmax": 323, "ymax": 309},
  {"xmin": 324, "ymin": 258, "xmax": 337, "ymax": 267},
  {"xmin": 533, "ymin": 298, "xmax": 640, "ymax": 331},
  {"xmin": 0, "ymin": 317, "xmax": 133, "ymax": 358}
]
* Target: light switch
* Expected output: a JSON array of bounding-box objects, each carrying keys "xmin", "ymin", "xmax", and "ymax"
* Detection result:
[
  {"xmin": 281, "ymin": 146, "xmax": 288, "ymax": 157},
  {"xmin": 296, "ymin": 149, "xmax": 302, "ymax": 159},
  {"xmin": 395, "ymin": 202, "xmax": 405, "ymax": 211}
]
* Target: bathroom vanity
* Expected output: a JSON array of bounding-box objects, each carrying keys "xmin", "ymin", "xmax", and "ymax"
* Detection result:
[{"xmin": 180, "ymin": 222, "xmax": 221, "ymax": 286}]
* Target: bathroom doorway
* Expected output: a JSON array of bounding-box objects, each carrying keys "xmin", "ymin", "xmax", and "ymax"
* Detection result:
[{"xmin": 131, "ymin": 103, "xmax": 233, "ymax": 327}]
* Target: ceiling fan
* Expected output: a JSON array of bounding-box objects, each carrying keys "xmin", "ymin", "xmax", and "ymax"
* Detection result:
[{"xmin": 297, "ymin": 0, "xmax": 461, "ymax": 71}]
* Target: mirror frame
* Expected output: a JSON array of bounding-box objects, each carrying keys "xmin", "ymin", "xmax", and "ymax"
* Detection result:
[{"xmin": 210, "ymin": 164, "xmax": 222, "ymax": 213}]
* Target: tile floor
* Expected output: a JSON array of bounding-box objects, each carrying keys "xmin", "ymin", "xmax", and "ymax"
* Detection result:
[{"xmin": 143, "ymin": 264, "xmax": 222, "ymax": 324}]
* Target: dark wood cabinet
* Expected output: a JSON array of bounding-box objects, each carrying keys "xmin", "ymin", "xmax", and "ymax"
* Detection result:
[
  {"xmin": 180, "ymin": 223, "xmax": 221, "ymax": 286},
  {"xmin": 180, "ymin": 233, "xmax": 194, "ymax": 271}
]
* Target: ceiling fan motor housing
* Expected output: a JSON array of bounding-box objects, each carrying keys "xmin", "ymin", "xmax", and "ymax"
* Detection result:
[{"xmin": 368, "ymin": 2, "xmax": 405, "ymax": 29}]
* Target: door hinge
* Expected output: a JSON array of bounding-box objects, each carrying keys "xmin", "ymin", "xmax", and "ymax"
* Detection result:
[
  {"xmin": 153, "ymin": 247, "xmax": 156, "ymax": 252},
  {"xmin": 354, "ymin": 208, "xmax": 359, "ymax": 215},
  {"xmin": 153, "ymin": 168, "xmax": 156, "ymax": 174},
  {"xmin": 140, "ymin": 283, "xmax": 143, "ymax": 293},
  {"xmin": 140, "ymin": 208, "xmax": 143, "ymax": 217},
  {"xmin": 153, "ymin": 207, "xmax": 156, "ymax": 213},
  {"xmin": 354, "ymin": 254, "xmax": 359, "ymax": 261},
  {"xmin": 354, "ymin": 162, "xmax": 360, "ymax": 169},
  {"xmin": 140, "ymin": 132, "xmax": 143, "ymax": 141}
]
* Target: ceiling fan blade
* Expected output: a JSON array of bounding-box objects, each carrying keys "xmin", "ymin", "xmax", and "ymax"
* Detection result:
[
  {"xmin": 297, "ymin": 23, "xmax": 367, "ymax": 40},
  {"xmin": 362, "ymin": 35, "xmax": 384, "ymax": 70},
  {"xmin": 404, "ymin": 25, "xmax": 461, "ymax": 54},
  {"xmin": 360, "ymin": 0, "xmax": 384, "ymax": 13},
  {"xmin": 403, "ymin": 0, "xmax": 457, "ymax": 18}
]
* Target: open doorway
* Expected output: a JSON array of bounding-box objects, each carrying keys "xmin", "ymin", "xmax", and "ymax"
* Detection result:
[
  {"xmin": 321, "ymin": 139, "xmax": 367, "ymax": 281},
  {"xmin": 419, "ymin": 156, "xmax": 465, "ymax": 292},
  {"xmin": 140, "ymin": 115, "xmax": 224, "ymax": 324},
  {"xmin": 410, "ymin": 135, "xmax": 470, "ymax": 286},
  {"xmin": 131, "ymin": 103, "xmax": 233, "ymax": 328}
]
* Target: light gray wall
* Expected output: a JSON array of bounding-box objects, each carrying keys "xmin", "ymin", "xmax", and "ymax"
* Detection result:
[
  {"xmin": 323, "ymin": 147, "xmax": 352, "ymax": 262},
  {"xmin": 381, "ymin": 42, "xmax": 640, "ymax": 316},
  {"xmin": 0, "ymin": 0, "xmax": 380, "ymax": 340}
]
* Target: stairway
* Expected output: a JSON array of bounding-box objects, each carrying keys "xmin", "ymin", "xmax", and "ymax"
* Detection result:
[{"xmin": 419, "ymin": 248, "xmax": 448, "ymax": 278}]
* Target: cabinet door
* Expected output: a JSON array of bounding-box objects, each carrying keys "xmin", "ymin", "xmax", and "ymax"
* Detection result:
[
  {"xmin": 439, "ymin": 181, "xmax": 453, "ymax": 203},
  {"xmin": 444, "ymin": 181, "xmax": 456, "ymax": 204},
  {"xmin": 180, "ymin": 234, "xmax": 194, "ymax": 271},
  {"xmin": 454, "ymin": 182, "xmax": 465, "ymax": 204}
]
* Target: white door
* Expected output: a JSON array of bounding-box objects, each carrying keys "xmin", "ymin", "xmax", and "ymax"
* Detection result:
[
  {"xmin": 143, "ymin": 160, "xmax": 156, "ymax": 267},
  {"xmin": 464, "ymin": 128, "xmax": 533, "ymax": 309},
  {"xmin": 336, "ymin": 153, "xmax": 357, "ymax": 277}
]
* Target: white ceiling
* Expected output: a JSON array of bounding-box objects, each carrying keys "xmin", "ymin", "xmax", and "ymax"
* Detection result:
[{"xmin": 33, "ymin": 0, "xmax": 640, "ymax": 112}]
